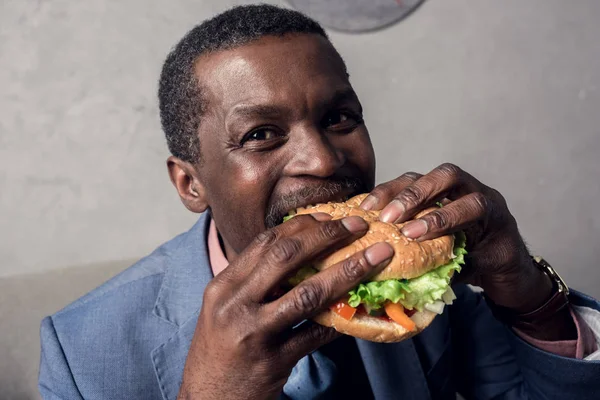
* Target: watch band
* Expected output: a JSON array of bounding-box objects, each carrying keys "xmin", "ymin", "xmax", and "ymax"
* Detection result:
[{"xmin": 484, "ymin": 256, "xmax": 570, "ymax": 333}]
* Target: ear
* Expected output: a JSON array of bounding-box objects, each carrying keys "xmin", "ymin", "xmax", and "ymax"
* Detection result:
[{"xmin": 167, "ymin": 156, "xmax": 208, "ymax": 213}]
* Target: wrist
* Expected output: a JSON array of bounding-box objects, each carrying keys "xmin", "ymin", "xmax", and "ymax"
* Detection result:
[
  {"xmin": 481, "ymin": 253, "xmax": 552, "ymax": 312},
  {"xmin": 484, "ymin": 256, "xmax": 577, "ymax": 341},
  {"xmin": 511, "ymin": 257, "xmax": 554, "ymax": 314},
  {"xmin": 517, "ymin": 303, "xmax": 577, "ymax": 341}
]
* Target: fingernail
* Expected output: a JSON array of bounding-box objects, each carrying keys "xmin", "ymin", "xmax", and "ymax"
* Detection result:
[
  {"xmin": 341, "ymin": 216, "xmax": 368, "ymax": 233},
  {"xmin": 365, "ymin": 242, "xmax": 394, "ymax": 266},
  {"xmin": 379, "ymin": 199, "xmax": 405, "ymax": 223},
  {"xmin": 311, "ymin": 212, "xmax": 333, "ymax": 221},
  {"xmin": 360, "ymin": 195, "xmax": 378, "ymax": 210},
  {"xmin": 401, "ymin": 220, "xmax": 428, "ymax": 238}
]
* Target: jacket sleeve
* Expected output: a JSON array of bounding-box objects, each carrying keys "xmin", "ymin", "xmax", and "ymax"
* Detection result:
[
  {"xmin": 39, "ymin": 316, "xmax": 84, "ymax": 400},
  {"xmin": 449, "ymin": 285, "xmax": 600, "ymax": 400}
]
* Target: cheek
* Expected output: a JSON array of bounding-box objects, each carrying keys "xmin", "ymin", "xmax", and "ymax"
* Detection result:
[
  {"xmin": 207, "ymin": 154, "xmax": 266, "ymax": 201},
  {"xmin": 346, "ymin": 128, "xmax": 376, "ymax": 188},
  {"xmin": 206, "ymin": 156, "xmax": 276, "ymax": 252},
  {"xmin": 232, "ymin": 157, "xmax": 272, "ymax": 198}
]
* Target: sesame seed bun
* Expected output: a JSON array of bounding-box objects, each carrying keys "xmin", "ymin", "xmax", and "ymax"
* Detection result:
[
  {"xmin": 295, "ymin": 194, "xmax": 455, "ymax": 280},
  {"xmin": 294, "ymin": 194, "xmax": 455, "ymax": 342}
]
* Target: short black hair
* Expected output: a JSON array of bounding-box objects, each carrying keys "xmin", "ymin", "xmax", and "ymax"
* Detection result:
[{"xmin": 158, "ymin": 4, "xmax": 329, "ymax": 163}]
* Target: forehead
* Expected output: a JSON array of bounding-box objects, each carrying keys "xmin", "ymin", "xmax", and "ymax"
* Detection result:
[{"xmin": 193, "ymin": 34, "xmax": 349, "ymax": 111}]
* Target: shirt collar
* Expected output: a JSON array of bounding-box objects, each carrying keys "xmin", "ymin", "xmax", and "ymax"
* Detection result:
[{"xmin": 207, "ymin": 217, "xmax": 229, "ymax": 276}]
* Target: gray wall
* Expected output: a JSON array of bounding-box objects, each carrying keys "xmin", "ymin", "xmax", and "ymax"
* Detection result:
[{"xmin": 1, "ymin": 0, "xmax": 599, "ymax": 296}]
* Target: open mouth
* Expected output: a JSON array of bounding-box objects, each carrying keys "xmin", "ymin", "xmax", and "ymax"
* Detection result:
[
  {"xmin": 265, "ymin": 178, "xmax": 367, "ymax": 229},
  {"xmin": 291, "ymin": 193, "xmax": 352, "ymax": 214},
  {"xmin": 284, "ymin": 190, "xmax": 357, "ymax": 221}
]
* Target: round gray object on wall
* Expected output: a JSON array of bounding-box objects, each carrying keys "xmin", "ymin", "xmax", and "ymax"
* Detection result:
[{"xmin": 288, "ymin": 0, "xmax": 426, "ymax": 33}]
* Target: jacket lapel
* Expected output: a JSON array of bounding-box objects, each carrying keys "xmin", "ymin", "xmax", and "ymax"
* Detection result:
[
  {"xmin": 150, "ymin": 212, "xmax": 214, "ymax": 400},
  {"xmin": 356, "ymin": 338, "xmax": 431, "ymax": 400}
]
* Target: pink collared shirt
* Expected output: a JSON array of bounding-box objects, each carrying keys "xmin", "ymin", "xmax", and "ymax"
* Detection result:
[
  {"xmin": 207, "ymin": 218, "xmax": 597, "ymax": 359},
  {"xmin": 207, "ymin": 218, "xmax": 229, "ymax": 277}
]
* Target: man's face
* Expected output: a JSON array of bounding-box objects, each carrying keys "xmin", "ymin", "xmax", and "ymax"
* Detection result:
[{"xmin": 194, "ymin": 33, "xmax": 376, "ymax": 258}]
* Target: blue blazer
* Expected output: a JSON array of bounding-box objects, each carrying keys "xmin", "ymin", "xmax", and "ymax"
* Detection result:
[{"xmin": 39, "ymin": 213, "xmax": 600, "ymax": 399}]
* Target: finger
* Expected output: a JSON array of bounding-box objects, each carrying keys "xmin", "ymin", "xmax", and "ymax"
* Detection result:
[
  {"xmin": 310, "ymin": 212, "xmax": 333, "ymax": 222},
  {"xmin": 360, "ymin": 172, "xmax": 423, "ymax": 211},
  {"xmin": 264, "ymin": 242, "xmax": 394, "ymax": 331},
  {"xmin": 379, "ymin": 163, "xmax": 468, "ymax": 224},
  {"xmin": 216, "ymin": 214, "xmax": 328, "ymax": 285},
  {"xmin": 243, "ymin": 216, "xmax": 370, "ymax": 300},
  {"xmin": 400, "ymin": 192, "xmax": 489, "ymax": 241},
  {"xmin": 282, "ymin": 321, "xmax": 342, "ymax": 363}
]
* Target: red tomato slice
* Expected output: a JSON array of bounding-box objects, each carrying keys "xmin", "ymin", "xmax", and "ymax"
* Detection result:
[
  {"xmin": 330, "ymin": 299, "xmax": 357, "ymax": 321},
  {"xmin": 405, "ymin": 308, "xmax": 417, "ymax": 317}
]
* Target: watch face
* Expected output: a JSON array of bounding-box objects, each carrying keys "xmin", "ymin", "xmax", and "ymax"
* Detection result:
[{"xmin": 288, "ymin": 0, "xmax": 426, "ymax": 33}]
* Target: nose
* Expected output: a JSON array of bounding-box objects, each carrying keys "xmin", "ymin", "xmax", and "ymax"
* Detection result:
[{"xmin": 284, "ymin": 126, "xmax": 346, "ymax": 178}]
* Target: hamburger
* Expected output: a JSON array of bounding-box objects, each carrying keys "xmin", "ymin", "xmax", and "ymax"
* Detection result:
[{"xmin": 285, "ymin": 194, "xmax": 467, "ymax": 343}]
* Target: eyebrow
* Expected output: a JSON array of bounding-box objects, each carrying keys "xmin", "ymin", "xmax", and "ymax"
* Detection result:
[
  {"xmin": 229, "ymin": 104, "xmax": 284, "ymax": 120},
  {"xmin": 326, "ymin": 87, "xmax": 361, "ymax": 110},
  {"xmin": 227, "ymin": 87, "xmax": 361, "ymax": 124}
]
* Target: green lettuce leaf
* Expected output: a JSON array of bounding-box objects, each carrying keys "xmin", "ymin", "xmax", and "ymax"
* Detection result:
[
  {"xmin": 348, "ymin": 279, "xmax": 411, "ymax": 309},
  {"xmin": 348, "ymin": 232, "xmax": 467, "ymax": 311}
]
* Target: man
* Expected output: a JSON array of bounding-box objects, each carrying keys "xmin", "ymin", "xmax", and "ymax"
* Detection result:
[{"xmin": 39, "ymin": 4, "xmax": 600, "ymax": 400}]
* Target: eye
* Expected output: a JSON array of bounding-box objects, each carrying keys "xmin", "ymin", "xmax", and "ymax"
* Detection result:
[
  {"xmin": 245, "ymin": 128, "xmax": 280, "ymax": 142},
  {"xmin": 239, "ymin": 127, "xmax": 285, "ymax": 148},
  {"xmin": 322, "ymin": 110, "xmax": 363, "ymax": 131}
]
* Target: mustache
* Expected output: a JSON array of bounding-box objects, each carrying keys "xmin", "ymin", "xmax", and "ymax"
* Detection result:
[{"xmin": 264, "ymin": 177, "xmax": 368, "ymax": 229}]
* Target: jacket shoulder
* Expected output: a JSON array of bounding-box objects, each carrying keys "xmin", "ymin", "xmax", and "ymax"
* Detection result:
[
  {"xmin": 51, "ymin": 230, "xmax": 189, "ymax": 319},
  {"xmin": 39, "ymin": 234, "xmax": 193, "ymax": 399}
]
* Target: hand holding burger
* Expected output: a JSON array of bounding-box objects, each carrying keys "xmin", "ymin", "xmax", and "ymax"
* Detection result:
[
  {"xmin": 358, "ymin": 163, "xmax": 576, "ymax": 341},
  {"xmin": 286, "ymin": 194, "xmax": 467, "ymax": 343},
  {"xmin": 178, "ymin": 213, "xmax": 396, "ymax": 399}
]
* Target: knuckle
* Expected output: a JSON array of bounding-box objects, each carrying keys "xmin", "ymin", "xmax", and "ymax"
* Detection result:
[
  {"xmin": 255, "ymin": 229, "xmax": 278, "ymax": 248},
  {"xmin": 308, "ymin": 323, "xmax": 337, "ymax": 344},
  {"xmin": 270, "ymin": 238, "xmax": 302, "ymax": 264},
  {"xmin": 320, "ymin": 220, "xmax": 345, "ymax": 240},
  {"xmin": 293, "ymin": 282, "xmax": 324, "ymax": 313},
  {"xmin": 438, "ymin": 163, "xmax": 462, "ymax": 180},
  {"xmin": 400, "ymin": 171, "xmax": 422, "ymax": 182},
  {"xmin": 341, "ymin": 255, "xmax": 369, "ymax": 281},
  {"xmin": 369, "ymin": 183, "xmax": 393, "ymax": 202},
  {"xmin": 426, "ymin": 210, "xmax": 449, "ymax": 229},
  {"xmin": 398, "ymin": 185, "xmax": 424, "ymax": 206},
  {"xmin": 289, "ymin": 214, "xmax": 313, "ymax": 227},
  {"xmin": 203, "ymin": 279, "xmax": 223, "ymax": 304},
  {"xmin": 307, "ymin": 323, "xmax": 328, "ymax": 342},
  {"xmin": 471, "ymin": 192, "xmax": 489, "ymax": 213},
  {"xmin": 212, "ymin": 303, "xmax": 230, "ymax": 326},
  {"xmin": 211, "ymin": 296, "xmax": 241, "ymax": 327}
]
